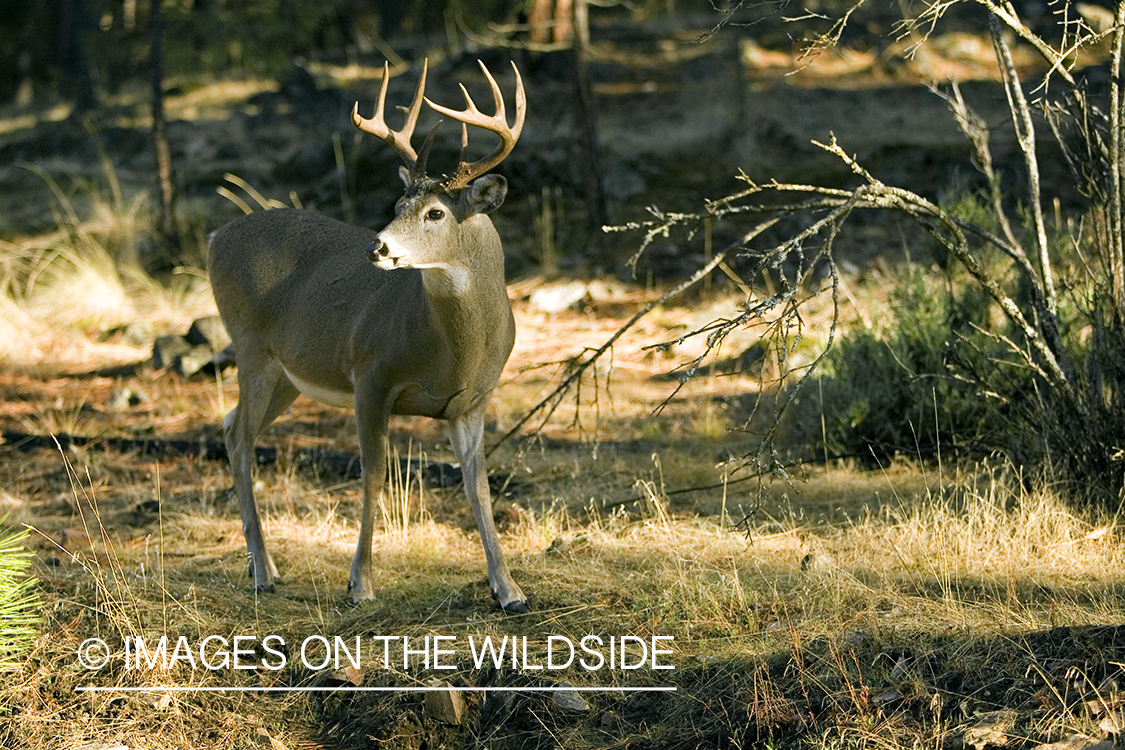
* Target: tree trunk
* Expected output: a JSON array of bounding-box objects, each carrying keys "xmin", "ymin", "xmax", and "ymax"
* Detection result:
[
  {"xmin": 58, "ymin": 0, "xmax": 96, "ymax": 112},
  {"xmin": 151, "ymin": 0, "xmax": 178, "ymax": 255},
  {"xmin": 528, "ymin": 0, "xmax": 553, "ymax": 45},
  {"xmin": 572, "ymin": 0, "xmax": 607, "ymax": 238},
  {"xmin": 528, "ymin": 0, "xmax": 574, "ymax": 46}
]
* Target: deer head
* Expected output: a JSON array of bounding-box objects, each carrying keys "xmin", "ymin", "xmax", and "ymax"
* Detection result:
[{"xmin": 352, "ymin": 60, "xmax": 526, "ymax": 272}]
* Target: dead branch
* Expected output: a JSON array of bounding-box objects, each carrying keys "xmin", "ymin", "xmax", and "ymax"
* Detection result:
[
  {"xmin": 487, "ymin": 217, "xmax": 781, "ymax": 457},
  {"xmin": 990, "ymin": 16, "xmax": 1057, "ymax": 317}
]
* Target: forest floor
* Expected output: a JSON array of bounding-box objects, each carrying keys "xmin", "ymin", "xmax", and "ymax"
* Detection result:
[{"xmin": 3, "ymin": 279, "xmax": 1123, "ymax": 750}]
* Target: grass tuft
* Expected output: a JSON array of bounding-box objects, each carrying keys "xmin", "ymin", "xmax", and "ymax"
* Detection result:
[{"xmin": 0, "ymin": 163, "xmax": 214, "ymax": 376}]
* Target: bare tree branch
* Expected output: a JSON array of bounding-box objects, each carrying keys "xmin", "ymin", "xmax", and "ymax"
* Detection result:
[
  {"xmin": 1110, "ymin": 2, "xmax": 1125, "ymax": 306},
  {"xmin": 990, "ymin": 16, "xmax": 1056, "ymax": 316},
  {"xmin": 487, "ymin": 217, "xmax": 781, "ymax": 457}
]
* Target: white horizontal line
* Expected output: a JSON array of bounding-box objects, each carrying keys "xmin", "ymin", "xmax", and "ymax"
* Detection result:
[{"xmin": 76, "ymin": 685, "xmax": 677, "ymax": 694}]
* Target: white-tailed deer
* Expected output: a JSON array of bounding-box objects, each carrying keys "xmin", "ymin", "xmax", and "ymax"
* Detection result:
[{"xmin": 207, "ymin": 60, "xmax": 528, "ymax": 612}]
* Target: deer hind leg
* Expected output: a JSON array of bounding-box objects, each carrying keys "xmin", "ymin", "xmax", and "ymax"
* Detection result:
[
  {"xmin": 449, "ymin": 403, "xmax": 528, "ymax": 613},
  {"xmin": 350, "ymin": 385, "xmax": 391, "ymax": 603},
  {"xmin": 224, "ymin": 350, "xmax": 300, "ymax": 592}
]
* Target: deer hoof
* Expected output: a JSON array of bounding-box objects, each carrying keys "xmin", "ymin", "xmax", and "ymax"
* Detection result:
[
  {"xmin": 348, "ymin": 579, "xmax": 376, "ymax": 603},
  {"xmin": 493, "ymin": 586, "xmax": 530, "ymax": 614},
  {"xmin": 500, "ymin": 598, "xmax": 530, "ymax": 614},
  {"xmin": 248, "ymin": 564, "xmax": 277, "ymax": 592}
]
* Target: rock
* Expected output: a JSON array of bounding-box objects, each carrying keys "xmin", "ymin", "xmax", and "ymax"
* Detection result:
[
  {"xmin": 254, "ymin": 725, "xmax": 289, "ymax": 749},
  {"xmin": 1099, "ymin": 710, "xmax": 1124, "ymax": 734},
  {"xmin": 175, "ymin": 344, "xmax": 219, "ymax": 378},
  {"xmin": 1031, "ymin": 735, "xmax": 1114, "ymax": 750},
  {"xmin": 152, "ymin": 334, "xmax": 191, "ymax": 370},
  {"xmin": 529, "ymin": 280, "xmax": 590, "ymax": 314},
  {"xmin": 154, "ymin": 317, "xmax": 235, "ymax": 378},
  {"xmin": 109, "ymin": 319, "xmax": 159, "ymax": 346},
  {"xmin": 553, "ymin": 683, "xmax": 591, "ymax": 713},
  {"xmin": 585, "ymin": 279, "xmax": 623, "ymax": 302},
  {"xmin": 800, "ymin": 549, "xmax": 837, "ymax": 573},
  {"xmin": 330, "ymin": 664, "xmax": 363, "ymax": 686},
  {"xmin": 962, "ymin": 709, "xmax": 1019, "ymax": 750},
  {"xmin": 874, "ymin": 688, "xmax": 901, "ymax": 705},
  {"xmin": 545, "ymin": 534, "xmax": 589, "ymax": 556},
  {"xmin": 423, "ymin": 679, "xmax": 465, "ymax": 726},
  {"xmin": 184, "ymin": 314, "xmax": 230, "ymax": 350},
  {"xmin": 105, "ymin": 387, "xmax": 146, "ymax": 411},
  {"xmin": 210, "ymin": 344, "xmax": 236, "ymax": 371}
]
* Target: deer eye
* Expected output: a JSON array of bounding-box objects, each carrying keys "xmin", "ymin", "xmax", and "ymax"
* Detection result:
[{"xmin": 426, "ymin": 208, "xmax": 445, "ymax": 221}]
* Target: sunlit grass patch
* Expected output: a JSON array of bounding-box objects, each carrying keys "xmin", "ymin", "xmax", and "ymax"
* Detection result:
[{"xmin": 0, "ymin": 158, "xmax": 214, "ymax": 376}]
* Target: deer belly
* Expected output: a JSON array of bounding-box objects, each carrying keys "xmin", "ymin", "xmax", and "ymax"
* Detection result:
[
  {"xmin": 392, "ymin": 383, "xmax": 464, "ymax": 418},
  {"xmin": 282, "ymin": 366, "xmax": 355, "ymax": 409}
]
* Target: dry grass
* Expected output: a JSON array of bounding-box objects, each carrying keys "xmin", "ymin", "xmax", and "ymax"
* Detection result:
[
  {"xmin": 3, "ymin": 443, "xmax": 1123, "ymax": 748},
  {"xmin": 0, "ymin": 160, "xmax": 214, "ymax": 377}
]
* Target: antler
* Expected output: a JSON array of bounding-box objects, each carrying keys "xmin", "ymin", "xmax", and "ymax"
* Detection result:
[
  {"xmin": 351, "ymin": 60, "xmax": 438, "ymax": 182},
  {"xmin": 425, "ymin": 60, "xmax": 526, "ymax": 190}
]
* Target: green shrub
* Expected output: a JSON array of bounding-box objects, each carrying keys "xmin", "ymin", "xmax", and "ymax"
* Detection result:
[
  {"xmin": 786, "ymin": 265, "xmax": 1000, "ymax": 464},
  {"xmin": 0, "ymin": 522, "xmax": 39, "ymax": 671},
  {"xmin": 783, "ymin": 196, "xmax": 1125, "ymax": 504}
]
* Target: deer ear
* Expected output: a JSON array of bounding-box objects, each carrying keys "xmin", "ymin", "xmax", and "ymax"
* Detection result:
[
  {"xmin": 399, "ymin": 166, "xmax": 411, "ymax": 188},
  {"xmin": 461, "ymin": 175, "xmax": 508, "ymax": 215}
]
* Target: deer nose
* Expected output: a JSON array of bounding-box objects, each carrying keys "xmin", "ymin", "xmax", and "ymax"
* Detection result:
[{"xmin": 366, "ymin": 239, "xmax": 388, "ymax": 263}]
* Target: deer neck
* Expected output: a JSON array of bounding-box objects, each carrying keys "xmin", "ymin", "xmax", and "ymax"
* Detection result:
[{"xmin": 416, "ymin": 238, "xmax": 509, "ymax": 355}]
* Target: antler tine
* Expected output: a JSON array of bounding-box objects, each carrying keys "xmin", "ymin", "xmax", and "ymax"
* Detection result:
[
  {"xmin": 351, "ymin": 60, "xmax": 429, "ymax": 170},
  {"xmin": 412, "ymin": 120, "xmax": 443, "ymax": 182},
  {"xmin": 425, "ymin": 60, "xmax": 526, "ymax": 190}
]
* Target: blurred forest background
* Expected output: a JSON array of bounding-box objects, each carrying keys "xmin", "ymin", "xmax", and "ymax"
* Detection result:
[
  {"xmin": 0, "ymin": 0, "xmax": 1053, "ymax": 270},
  {"xmin": 2, "ymin": 0, "xmax": 770, "ymax": 271},
  {"xmin": 3, "ymin": 0, "xmax": 561, "ymax": 108}
]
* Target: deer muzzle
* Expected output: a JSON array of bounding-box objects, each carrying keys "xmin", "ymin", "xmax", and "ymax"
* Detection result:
[
  {"xmin": 369, "ymin": 238, "xmax": 406, "ymax": 271},
  {"xmin": 366, "ymin": 238, "xmax": 387, "ymax": 262}
]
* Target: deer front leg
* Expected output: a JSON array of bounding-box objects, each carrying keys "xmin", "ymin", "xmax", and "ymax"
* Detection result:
[
  {"xmin": 224, "ymin": 356, "xmax": 298, "ymax": 592},
  {"xmin": 449, "ymin": 404, "xmax": 528, "ymax": 614},
  {"xmin": 351, "ymin": 388, "xmax": 390, "ymax": 602}
]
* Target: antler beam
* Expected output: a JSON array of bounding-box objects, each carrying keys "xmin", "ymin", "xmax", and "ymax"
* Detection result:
[
  {"xmin": 425, "ymin": 60, "xmax": 526, "ymax": 190},
  {"xmin": 351, "ymin": 60, "xmax": 433, "ymax": 179}
]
